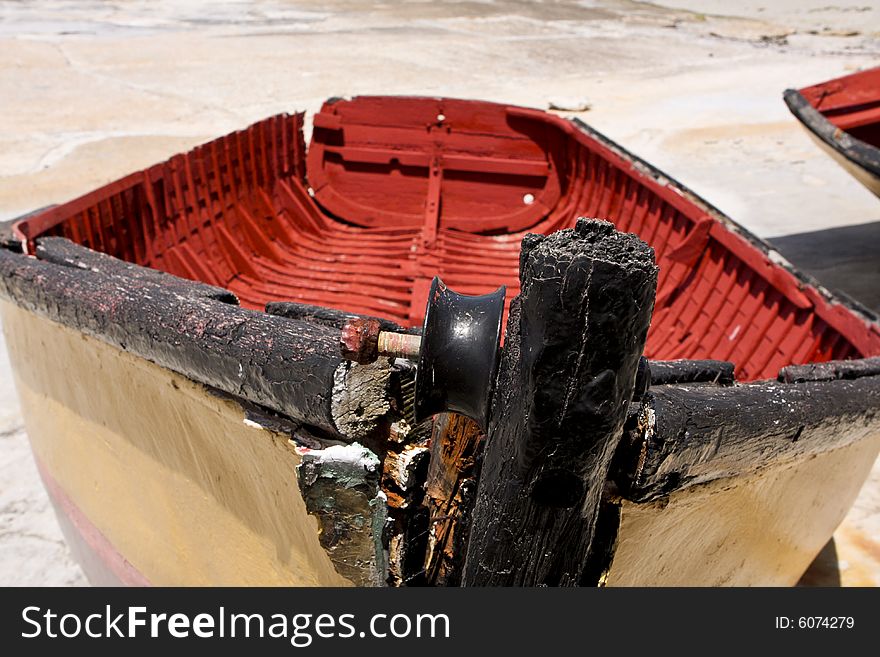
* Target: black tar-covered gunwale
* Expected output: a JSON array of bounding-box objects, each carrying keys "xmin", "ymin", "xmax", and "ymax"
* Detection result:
[
  {"xmin": 1, "ymin": 236, "xmax": 880, "ymax": 501},
  {"xmin": 783, "ymin": 89, "xmax": 880, "ymax": 191},
  {"xmin": 0, "ymin": 237, "xmax": 347, "ymax": 439}
]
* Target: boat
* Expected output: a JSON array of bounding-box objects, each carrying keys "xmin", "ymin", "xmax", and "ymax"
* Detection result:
[
  {"xmin": 1, "ymin": 96, "xmax": 879, "ymax": 587},
  {"xmin": 784, "ymin": 66, "xmax": 880, "ymax": 197}
]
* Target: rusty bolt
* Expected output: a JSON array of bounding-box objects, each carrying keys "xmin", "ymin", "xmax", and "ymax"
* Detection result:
[
  {"xmin": 340, "ymin": 318, "xmax": 423, "ymax": 364},
  {"xmin": 377, "ymin": 331, "xmax": 422, "ymax": 360},
  {"xmin": 340, "ymin": 317, "xmax": 381, "ymax": 364}
]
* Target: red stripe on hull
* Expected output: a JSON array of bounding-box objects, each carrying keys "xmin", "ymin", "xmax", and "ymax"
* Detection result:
[{"xmin": 35, "ymin": 457, "xmax": 150, "ymax": 587}]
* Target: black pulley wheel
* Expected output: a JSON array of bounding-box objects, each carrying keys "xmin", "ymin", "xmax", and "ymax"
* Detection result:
[{"xmin": 414, "ymin": 277, "xmax": 506, "ymax": 431}]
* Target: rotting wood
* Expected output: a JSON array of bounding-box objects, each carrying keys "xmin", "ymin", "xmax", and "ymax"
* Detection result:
[
  {"xmin": 648, "ymin": 359, "xmax": 735, "ymax": 386},
  {"xmin": 422, "ymin": 413, "xmax": 484, "ymax": 586},
  {"xmin": 0, "ymin": 237, "xmax": 425, "ymax": 586},
  {"xmin": 778, "ymin": 355, "xmax": 880, "ymax": 383},
  {"xmin": 383, "ymin": 443, "xmax": 431, "ymax": 508},
  {"xmin": 0, "ymin": 237, "xmax": 399, "ymax": 443},
  {"xmin": 462, "ymin": 218, "xmax": 658, "ymax": 586},
  {"xmin": 377, "ymin": 364, "xmax": 434, "ymax": 587},
  {"xmin": 613, "ymin": 373, "xmax": 880, "ymax": 503},
  {"xmin": 382, "ymin": 435, "xmax": 431, "ymax": 587},
  {"xmin": 266, "ymin": 301, "xmax": 405, "ymax": 332}
]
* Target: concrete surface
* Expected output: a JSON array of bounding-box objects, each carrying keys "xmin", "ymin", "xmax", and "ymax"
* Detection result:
[{"xmin": 0, "ymin": 0, "xmax": 878, "ymax": 586}]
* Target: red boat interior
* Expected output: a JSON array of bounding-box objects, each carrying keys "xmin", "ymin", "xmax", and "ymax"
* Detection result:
[
  {"xmin": 798, "ymin": 66, "xmax": 880, "ymax": 148},
  {"xmin": 13, "ymin": 96, "xmax": 880, "ymax": 382}
]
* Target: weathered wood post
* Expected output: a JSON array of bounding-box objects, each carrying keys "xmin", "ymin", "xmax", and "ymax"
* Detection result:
[{"xmin": 462, "ymin": 218, "xmax": 658, "ymax": 586}]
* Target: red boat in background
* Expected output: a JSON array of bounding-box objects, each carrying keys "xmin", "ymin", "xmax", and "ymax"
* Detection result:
[{"xmin": 785, "ymin": 66, "xmax": 880, "ymax": 197}]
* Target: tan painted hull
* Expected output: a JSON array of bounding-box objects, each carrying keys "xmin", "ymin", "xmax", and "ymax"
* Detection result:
[
  {"xmin": 2, "ymin": 301, "xmax": 351, "ymax": 586},
  {"xmin": 606, "ymin": 436, "xmax": 880, "ymax": 586},
  {"xmin": 4, "ymin": 300, "xmax": 879, "ymax": 586},
  {"xmin": 804, "ymin": 129, "xmax": 880, "ymax": 198}
]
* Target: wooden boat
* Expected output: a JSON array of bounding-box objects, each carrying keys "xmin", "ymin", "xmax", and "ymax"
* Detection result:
[
  {"xmin": 784, "ymin": 66, "xmax": 880, "ymax": 197},
  {"xmin": 1, "ymin": 96, "xmax": 879, "ymax": 587}
]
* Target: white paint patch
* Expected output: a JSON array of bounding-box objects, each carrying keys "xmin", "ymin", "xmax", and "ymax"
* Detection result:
[
  {"xmin": 299, "ymin": 442, "xmax": 382, "ymax": 489},
  {"xmin": 310, "ymin": 442, "xmax": 380, "ymax": 473},
  {"xmin": 766, "ymin": 249, "xmax": 793, "ymax": 269},
  {"xmin": 390, "ymin": 445, "xmax": 430, "ymax": 491},
  {"xmin": 642, "ymin": 407, "xmax": 657, "ymax": 441}
]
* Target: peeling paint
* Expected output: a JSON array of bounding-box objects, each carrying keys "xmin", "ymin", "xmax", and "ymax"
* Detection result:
[{"xmin": 297, "ymin": 442, "xmax": 387, "ymax": 587}]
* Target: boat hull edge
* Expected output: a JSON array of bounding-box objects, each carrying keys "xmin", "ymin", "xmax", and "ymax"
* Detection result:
[{"xmin": 1, "ymin": 301, "xmax": 355, "ymax": 587}]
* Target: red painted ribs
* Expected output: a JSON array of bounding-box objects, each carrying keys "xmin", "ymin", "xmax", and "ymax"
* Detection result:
[{"xmin": 14, "ymin": 96, "xmax": 880, "ymax": 381}]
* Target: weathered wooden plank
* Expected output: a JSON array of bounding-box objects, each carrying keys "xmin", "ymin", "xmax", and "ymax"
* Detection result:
[
  {"xmin": 648, "ymin": 359, "xmax": 735, "ymax": 386},
  {"xmin": 0, "ymin": 237, "xmax": 394, "ymax": 441},
  {"xmin": 423, "ymin": 413, "xmax": 484, "ymax": 586},
  {"xmin": 778, "ymin": 355, "xmax": 880, "ymax": 383},
  {"xmin": 266, "ymin": 300, "xmax": 405, "ymax": 332},
  {"xmin": 614, "ymin": 373, "xmax": 880, "ymax": 502},
  {"xmin": 462, "ymin": 218, "xmax": 658, "ymax": 586}
]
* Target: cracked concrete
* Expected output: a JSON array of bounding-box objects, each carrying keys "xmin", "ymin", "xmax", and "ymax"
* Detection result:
[{"xmin": 0, "ymin": 0, "xmax": 878, "ymax": 586}]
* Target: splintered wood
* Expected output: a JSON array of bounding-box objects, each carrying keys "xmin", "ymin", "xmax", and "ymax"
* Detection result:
[
  {"xmin": 422, "ymin": 413, "xmax": 484, "ymax": 586},
  {"xmin": 380, "ymin": 410, "xmax": 484, "ymax": 587}
]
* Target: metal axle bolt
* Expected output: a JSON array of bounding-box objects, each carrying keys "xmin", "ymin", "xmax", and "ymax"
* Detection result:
[
  {"xmin": 338, "ymin": 277, "xmax": 506, "ymax": 431},
  {"xmin": 340, "ymin": 317, "xmax": 421, "ymax": 364},
  {"xmin": 377, "ymin": 331, "xmax": 422, "ymax": 360}
]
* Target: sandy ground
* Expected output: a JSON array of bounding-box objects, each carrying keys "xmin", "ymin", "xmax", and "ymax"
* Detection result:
[{"xmin": 0, "ymin": 0, "xmax": 878, "ymax": 586}]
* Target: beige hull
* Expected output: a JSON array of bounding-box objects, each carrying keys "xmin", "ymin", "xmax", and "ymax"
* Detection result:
[
  {"xmin": 4, "ymin": 300, "xmax": 879, "ymax": 586},
  {"xmin": 606, "ymin": 436, "xmax": 880, "ymax": 586},
  {"xmin": 2, "ymin": 301, "xmax": 351, "ymax": 586},
  {"xmin": 804, "ymin": 129, "xmax": 880, "ymax": 198}
]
